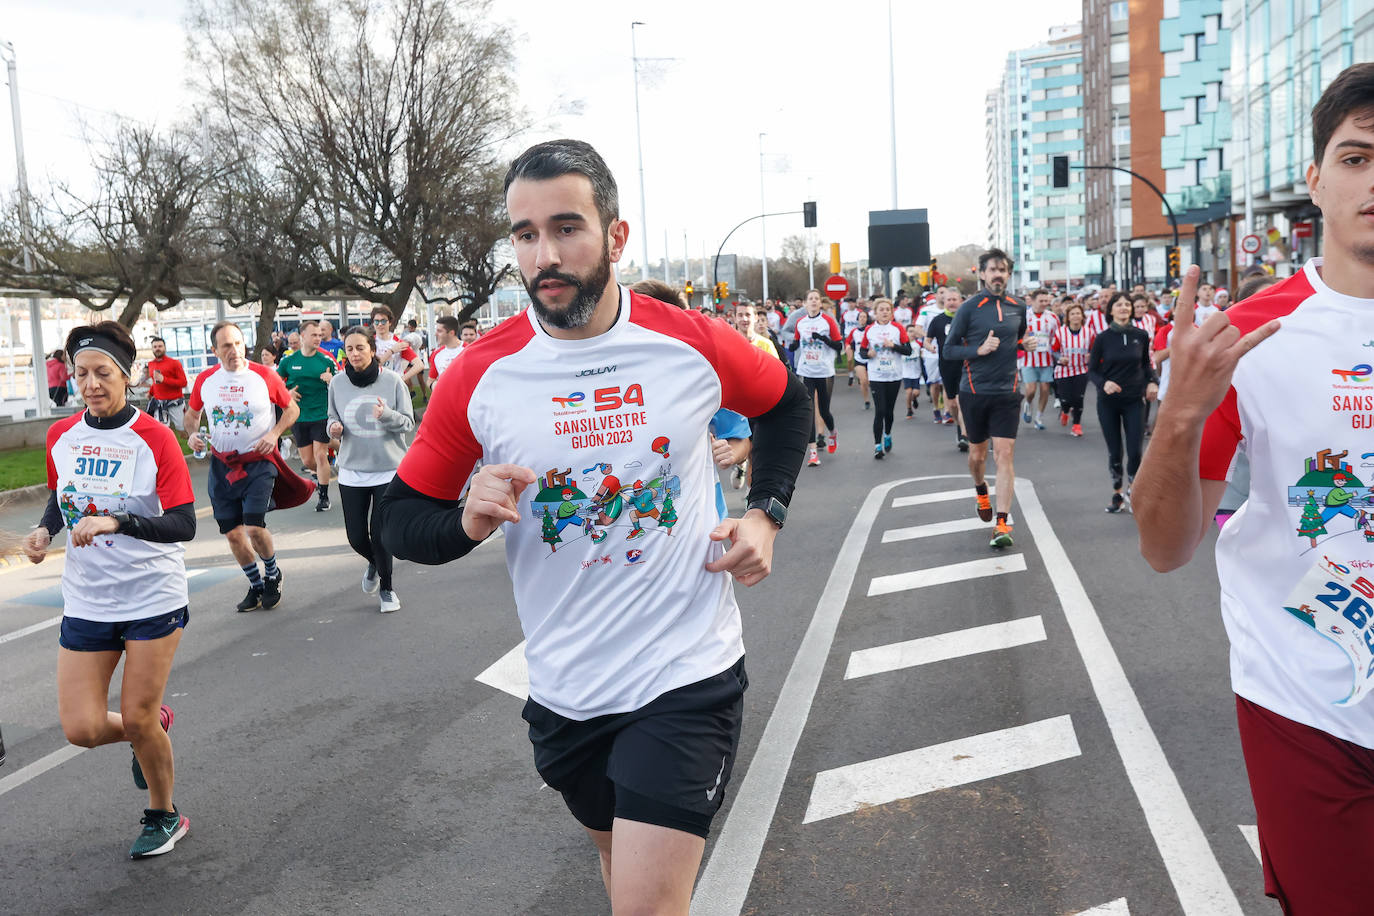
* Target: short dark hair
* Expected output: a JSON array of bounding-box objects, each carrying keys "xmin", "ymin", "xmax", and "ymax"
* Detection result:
[
  {"xmin": 978, "ymin": 248, "xmax": 1013, "ymax": 272},
  {"xmin": 407, "ymin": 319, "xmax": 417, "ymax": 329},
  {"xmin": 209, "ymin": 320, "xmax": 242, "ymax": 348},
  {"xmin": 504, "ymin": 139, "xmax": 619, "ymax": 230},
  {"xmin": 370, "ymin": 305, "xmax": 395, "ymax": 323},
  {"xmin": 1313, "ymin": 63, "xmax": 1374, "ymax": 165},
  {"xmin": 1028, "ymin": 287, "xmax": 1050, "ymax": 300},
  {"xmin": 150, "ymin": 336, "xmax": 165, "ymax": 345},
  {"xmin": 630, "ymin": 279, "xmax": 686, "ymax": 309},
  {"xmin": 436, "ymin": 315, "xmax": 461, "ymax": 334},
  {"xmin": 299, "ymin": 319, "xmax": 319, "ymax": 331},
  {"xmin": 461, "ymin": 321, "xmax": 478, "ymax": 332},
  {"xmin": 1236, "ymin": 274, "xmax": 1280, "ymax": 302}
]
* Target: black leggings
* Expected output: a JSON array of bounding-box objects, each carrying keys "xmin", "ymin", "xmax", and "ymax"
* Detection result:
[
  {"xmin": 1095, "ymin": 393, "xmax": 1144, "ymax": 490},
  {"xmin": 871, "ymin": 380, "xmax": 900, "ymax": 442},
  {"xmin": 1057, "ymin": 374, "xmax": 1088, "ymax": 424},
  {"xmin": 339, "ymin": 483, "xmax": 393, "ymax": 590},
  {"xmin": 803, "ymin": 376, "xmax": 835, "ymax": 437}
]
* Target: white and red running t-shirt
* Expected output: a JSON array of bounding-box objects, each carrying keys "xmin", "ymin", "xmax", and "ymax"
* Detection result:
[
  {"xmin": 1132, "ymin": 312, "xmax": 1158, "ymax": 337},
  {"xmin": 1019, "ymin": 310, "xmax": 1059, "ymax": 368},
  {"xmin": 841, "ymin": 307, "xmax": 862, "ymax": 339},
  {"xmin": 1050, "ymin": 325, "xmax": 1093, "ymax": 379},
  {"xmin": 846, "ymin": 326, "xmax": 869, "ymax": 364},
  {"xmin": 46, "ymin": 411, "xmax": 194, "ymax": 622},
  {"xmin": 395, "ymin": 287, "xmax": 789, "ymax": 720},
  {"xmin": 794, "ymin": 312, "xmax": 843, "ymax": 379},
  {"xmin": 1199, "ymin": 259, "xmax": 1374, "ymax": 747},
  {"xmin": 429, "ymin": 344, "xmax": 463, "ymax": 383},
  {"xmin": 860, "ymin": 322, "xmax": 909, "ymax": 382},
  {"xmin": 376, "ymin": 333, "xmax": 420, "ymax": 375},
  {"xmin": 189, "ymin": 362, "xmax": 292, "ymax": 453},
  {"xmin": 1084, "ymin": 308, "xmax": 1108, "ymax": 338},
  {"xmin": 893, "ymin": 303, "xmax": 914, "ymax": 328}
]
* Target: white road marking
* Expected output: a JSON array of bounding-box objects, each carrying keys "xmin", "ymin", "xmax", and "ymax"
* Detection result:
[
  {"xmin": 844, "ymin": 616, "xmax": 1047, "ymax": 680},
  {"xmin": 0, "ymin": 615, "xmax": 61, "ymax": 646},
  {"xmin": 803, "ymin": 715, "xmax": 1081, "ymax": 823},
  {"xmin": 881, "ymin": 517, "xmax": 988, "ymax": 543},
  {"xmin": 891, "ymin": 486, "xmax": 992, "ymax": 509},
  {"xmin": 1017, "ymin": 480, "xmax": 1242, "ymax": 914},
  {"xmin": 868, "ymin": 554, "xmax": 1025, "ymax": 597},
  {"xmin": 0, "ymin": 745, "xmax": 85, "ymax": 799},
  {"xmin": 692, "ymin": 474, "xmax": 968, "ymax": 916},
  {"xmin": 475, "ymin": 640, "xmax": 529, "ymax": 699},
  {"xmin": 1074, "ymin": 900, "xmax": 1130, "ymax": 915},
  {"xmin": 1239, "ymin": 825, "xmax": 1260, "ymax": 863}
]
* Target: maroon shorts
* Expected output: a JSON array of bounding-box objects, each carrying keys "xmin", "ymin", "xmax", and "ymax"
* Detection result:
[{"xmin": 1235, "ymin": 695, "xmax": 1374, "ymax": 915}]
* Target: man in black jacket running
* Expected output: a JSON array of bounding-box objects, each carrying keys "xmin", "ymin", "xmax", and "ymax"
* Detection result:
[{"xmin": 942, "ymin": 249, "xmax": 1038, "ymax": 548}]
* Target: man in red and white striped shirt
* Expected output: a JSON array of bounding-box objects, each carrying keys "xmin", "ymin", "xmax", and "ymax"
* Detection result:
[
  {"xmin": 1017, "ymin": 288, "xmax": 1059, "ymax": 429},
  {"xmin": 1083, "ymin": 287, "xmax": 1111, "ymax": 337}
]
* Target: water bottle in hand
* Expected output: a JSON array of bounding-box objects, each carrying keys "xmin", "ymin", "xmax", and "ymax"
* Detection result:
[{"xmin": 192, "ymin": 426, "xmax": 209, "ymax": 460}]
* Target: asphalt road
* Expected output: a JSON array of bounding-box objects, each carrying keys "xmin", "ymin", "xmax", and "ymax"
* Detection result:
[{"xmin": 0, "ymin": 377, "xmax": 1278, "ymax": 916}]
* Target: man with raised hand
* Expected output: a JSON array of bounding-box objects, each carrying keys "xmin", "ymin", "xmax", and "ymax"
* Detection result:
[
  {"xmin": 1134, "ymin": 63, "xmax": 1374, "ymax": 914},
  {"xmin": 380, "ymin": 139, "xmax": 809, "ymax": 914}
]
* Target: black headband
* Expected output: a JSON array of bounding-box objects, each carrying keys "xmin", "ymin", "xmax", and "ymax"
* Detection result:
[{"xmin": 69, "ymin": 331, "xmax": 135, "ymax": 377}]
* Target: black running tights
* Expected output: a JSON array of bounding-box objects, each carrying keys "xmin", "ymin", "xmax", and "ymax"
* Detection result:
[
  {"xmin": 1095, "ymin": 394, "xmax": 1144, "ymax": 490},
  {"xmin": 871, "ymin": 380, "xmax": 901, "ymax": 442},
  {"xmin": 1057, "ymin": 374, "xmax": 1088, "ymax": 424},
  {"xmin": 804, "ymin": 376, "xmax": 836, "ymax": 437},
  {"xmin": 339, "ymin": 483, "xmax": 393, "ymax": 590}
]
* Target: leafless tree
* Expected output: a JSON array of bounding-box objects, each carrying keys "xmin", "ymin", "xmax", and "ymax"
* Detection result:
[{"xmin": 189, "ymin": 0, "xmax": 519, "ymax": 324}]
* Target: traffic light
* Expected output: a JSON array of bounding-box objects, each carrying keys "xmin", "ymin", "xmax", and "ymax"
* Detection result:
[
  {"xmin": 1166, "ymin": 245, "xmax": 1181, "ymax": 280},
  {"xmin": 803, "ymin": 201, "xmax": 817, "ymax": 228},
  {"xmin": 685, "ymin": 281, "xmax": 694, "ymax": 298},
  {"xmin": 918, "ymin": 271, "xmax": 930, "ymax": 286},
  {"xmin": 930, "ymin": 258, "xmax": 938, "ymax": 280},
  {"xmin": 713, "ymin": 281, "xmax": 729, "ymax": 302},
  {"xmin": 1052, "ymin": 155, "xmax": 1069, "ymax": 188}
]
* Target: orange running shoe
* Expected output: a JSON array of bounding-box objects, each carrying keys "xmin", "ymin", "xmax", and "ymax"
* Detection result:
[
  {"xmin": 975, "ymin": 492, "xmax": 993, "ymax": 522},
  {"xmin": 990, "ymin": 519, "xmax": 1014, "ymax": 548}
]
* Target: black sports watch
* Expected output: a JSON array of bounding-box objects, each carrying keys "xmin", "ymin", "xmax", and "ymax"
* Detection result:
[
  {"xmin": 111, "ymin": 511, "xmax": 136, "ymax": 536},
  {"xmin": 746, "ymin": 497, "xmax": 787, "ymax": 530}
]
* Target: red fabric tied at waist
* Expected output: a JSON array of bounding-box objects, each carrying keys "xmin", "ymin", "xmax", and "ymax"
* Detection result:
[{"xmin": 211, "ymin": 445, "xmax": 317, "ymax": 509}]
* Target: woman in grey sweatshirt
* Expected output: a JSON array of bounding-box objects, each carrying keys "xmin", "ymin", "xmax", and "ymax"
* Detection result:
[{"xmin": 327, "ymin": 326, "xmax": 416, "ymax": 613}]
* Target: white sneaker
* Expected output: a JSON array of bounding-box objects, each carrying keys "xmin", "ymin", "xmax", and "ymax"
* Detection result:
[
  {"xmin": 379, "ymin": 589, "xmax": 400, "ymax": 613},
  {"xmin": 361, "ymin": 564, "xmax": 379, "ymax": 595}
]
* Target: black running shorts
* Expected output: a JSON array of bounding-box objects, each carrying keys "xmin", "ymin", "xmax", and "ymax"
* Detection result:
[
  {"xmin": 940, "ymin": 360, "xmax": 963, "ymax": 401},
  {"xmin": 522, "ymin": 657, "xmax": 747, "ymax": 839},
  {"xmin": 959, "ymin": 391, "xmax": 1022, "ymax": 444}
]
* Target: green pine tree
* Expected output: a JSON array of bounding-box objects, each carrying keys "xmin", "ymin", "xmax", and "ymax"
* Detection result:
[
  {"xmin": 540, "ymin": 507, "xmax": 561, "ymax": 551},
  {"xmin": 658, "ymin": 495, "xmax": 678, "ymax": 532},
  {"xmin": 1297, "ymin": 490, "xmax": 1327, "ymax": 547}
]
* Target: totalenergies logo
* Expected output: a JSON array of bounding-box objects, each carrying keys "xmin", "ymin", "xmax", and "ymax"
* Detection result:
[
  {"xmin": 552, "ymin": 391, "xmax": 586, "ymax": 407},
  {"xmin": 1332, "ymin": 364, "xmax": 1374, "ymax": 383}
]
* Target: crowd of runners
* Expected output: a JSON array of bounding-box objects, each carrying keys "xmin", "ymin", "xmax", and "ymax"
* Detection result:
[{"xmin": 8, "ymin": 62, "xmax": 1374, "ymax": 915}]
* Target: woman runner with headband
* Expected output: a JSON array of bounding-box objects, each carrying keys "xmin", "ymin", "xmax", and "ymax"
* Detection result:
[{"xmin": 21, "ymin": 321, "xmax": 195, "ymax": 859}]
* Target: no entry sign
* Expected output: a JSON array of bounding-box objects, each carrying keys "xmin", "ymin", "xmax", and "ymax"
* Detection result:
[{"xmin": 824, "ymin": 274, "xmax": 850, "ymax": 301}]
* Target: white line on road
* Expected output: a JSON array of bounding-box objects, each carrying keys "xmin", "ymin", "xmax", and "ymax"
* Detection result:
[
  {"xmin": 475, "ymin": 640, "xmax": 528, "ymax": 699},
  {"xmin": 868, "ymin": 554, "xmax": 1026, "ymax": 597},
  {"xmin": 844, "ymin": 616, "xmax": 1047, "ymax": 680},
  {"xmin": 881, "ymin": 516, "xmax": 988, "ymax": 543},
  {"xmin": 891, "ymin": 486, "xmax": 991, "ymax": 509},
  {"xmin": 1074, "ymin": 900, "xmax": 1130, "ymax": 915},
  {"xmin": 0, "ymin": 745, "xmax": 85, "ymax": 799},
  {"xmin": 1238, "ymin": 825, "xmax": 1260, "ymax": 863},
  {"xmin": 1017, "ymin": 480, "xmax": 1243, "ymax": 914},
  {"xmin": 691, "ymin": 474, "xmax": 968, "ymax": 916},
  {"xmin": 803, "ymin": 715, "xmax": 1081, "ymax": 823},
  {"xmin": 0, "ymin": 615, "xmax": 61, "ymax": 646}
]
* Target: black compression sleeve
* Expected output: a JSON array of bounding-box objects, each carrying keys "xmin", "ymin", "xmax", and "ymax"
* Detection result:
[
  {"xmin": 894, "ymin": 341, "xmax": 913, "ymax": 356},
  {"xmin": 823, "ymin": 335, "xmax": 843, "ymax": 353},
  {"xmin": 40, "ymin": 490, "xmax": 62, "ymax": 538},
  {"xmin": 379, "ymin": 475, "xmax": 483, "ymax": 565},
  {"xmin": 746, "ymin": 371, "xmax": 811, "ymax": 507},
  {"xmin": 119, "ymin": 502, "xmax": 197, "ymax": 543}
]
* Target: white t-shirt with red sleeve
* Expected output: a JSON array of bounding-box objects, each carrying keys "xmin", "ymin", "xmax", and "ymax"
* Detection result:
[
  {"xmin": 395, "ymin": 287, "xmax": 790, "ymax": 720},
  {"xmin": 189, "ymin": 362, "xmax": 293, "ymax": 453},
  {"xmin": 1019, "ymin": 310, "xmax": 1059, "ymax": 368},
  {"xmin": 794, "ymin": 313, "xmax": 843, "ymax": 379},
  {"xmin": 1199, "ymin": 259, "xmax": 1374, "ymax": 748},
  {"xmin": 893, "ymin": 304, "xmax": 914, "ymax": 327},
  {"xmin": 377, "ymin": 333, "xmax": 420, "ymax": 375},
  {"xmin": 429, "ymin": 344, "xmax": 463, "ymax": 383},
  {"xmin": 1050, "ymin": 325, "xmax": 1093, "ymax": 378},
  {"xmin": 46, "ymin": 411, "xmax": 194, "ymax": 622},
  {"xmin": 860, "ymin": 321, "xmax": 909, "ymax": 383}
]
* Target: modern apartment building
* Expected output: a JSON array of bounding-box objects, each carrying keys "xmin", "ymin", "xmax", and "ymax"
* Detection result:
[
  {"xmin": 1230, "ymin": 0, "xmax": 1374, "ymax": 276},
  {"xmin": 985, "ymin": 25, "xmax": 1103, "ymax": 290}
]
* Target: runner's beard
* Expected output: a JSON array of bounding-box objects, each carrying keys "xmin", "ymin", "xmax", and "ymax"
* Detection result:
[{"xmin": 526, "ymin": 246, "xmax": 613, "ymax": 330}]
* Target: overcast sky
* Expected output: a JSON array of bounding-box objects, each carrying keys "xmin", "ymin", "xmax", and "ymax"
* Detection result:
[{"xmin": 2, "ymin": 0, "xmax": 1081, "ymax": 280}]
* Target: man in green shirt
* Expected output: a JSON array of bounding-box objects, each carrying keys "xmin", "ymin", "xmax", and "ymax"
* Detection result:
[{"xmin": 277, "ymin": 320, "xmax": 336, "ymax": 511}]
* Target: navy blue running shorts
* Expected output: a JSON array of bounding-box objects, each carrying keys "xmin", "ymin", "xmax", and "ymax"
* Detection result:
[
  {"xmin": 522, "ymin": 657, "xmax": 747, "ymax": 839},
  {"xmin": 60, "ymin": 606, "xmax": 189, "ymax": 652},
  {"xmin": 209, "ymin": 458, "xmax": 277, "ymax": 533}
]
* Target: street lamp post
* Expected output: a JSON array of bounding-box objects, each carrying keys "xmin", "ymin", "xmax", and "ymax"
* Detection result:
[
  {"xmin": 759, "ymin": 133, "xmax": 769, "ymax": 304},
  {"xmin": 630, "ymin": 22, "xmax": 650, "ymax": 283},
  {"xmin": 2, "ymin": 38, "xmax": 47, "ymax": 418}
]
